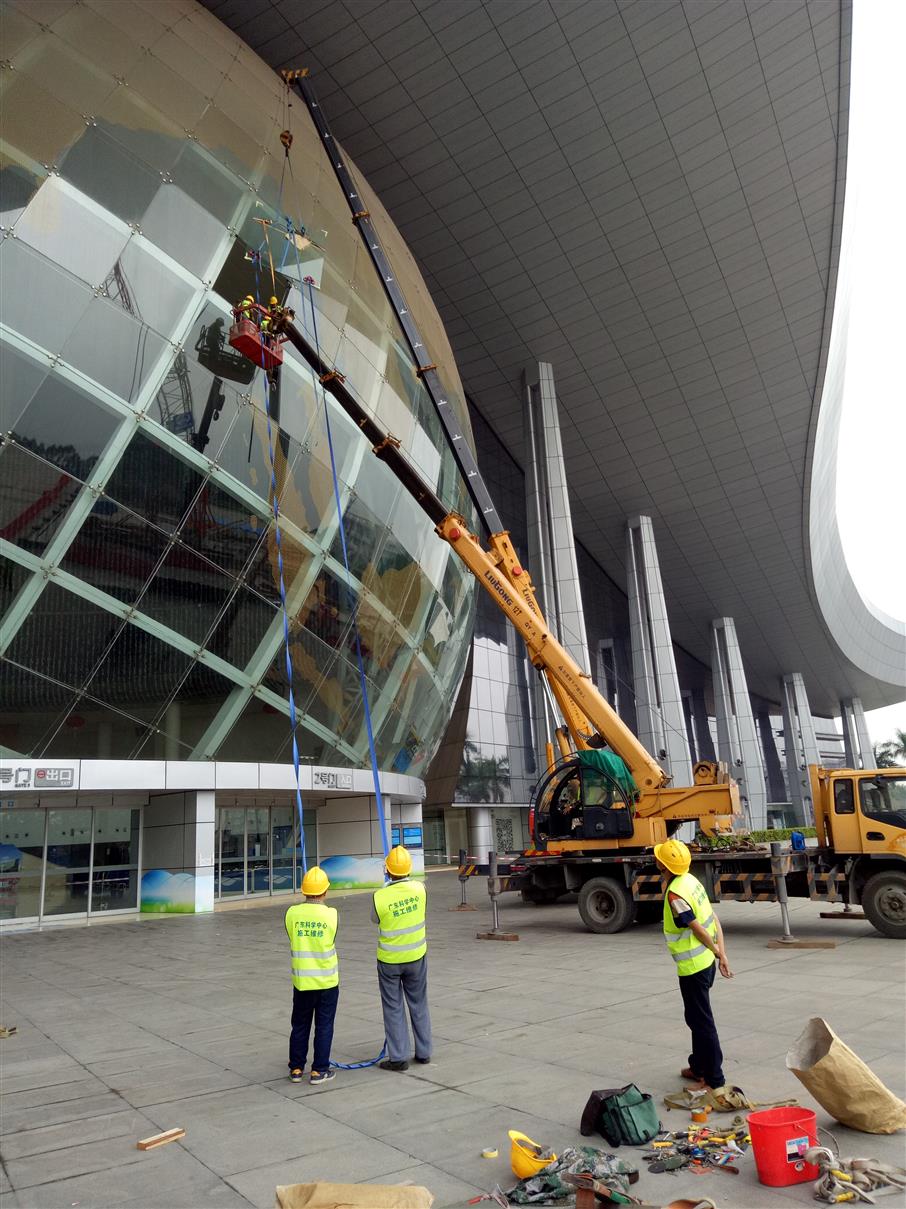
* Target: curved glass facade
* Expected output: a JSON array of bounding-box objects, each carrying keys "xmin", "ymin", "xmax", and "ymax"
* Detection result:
[{"xmin": 0, "ymin": 0, "xmax": 476, "ymax": 776}]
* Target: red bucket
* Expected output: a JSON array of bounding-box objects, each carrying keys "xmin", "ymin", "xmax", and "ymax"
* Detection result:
[{"xmin": 747, "ymin": 1106, "xmax": 818, "ymax": 1186}]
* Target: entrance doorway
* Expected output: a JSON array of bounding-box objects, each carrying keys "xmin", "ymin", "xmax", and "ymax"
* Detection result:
[
  {"xmin": 214, "ymin": 804, "xmax": 317, "ymax": 901},
  {"xmin": 0, "ymin": 805, "xmax": 141, "ymax": 924}
]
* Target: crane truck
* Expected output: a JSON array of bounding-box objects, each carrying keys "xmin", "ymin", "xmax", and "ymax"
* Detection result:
[{"xmin": 228, "ymin": 72, "xmax": 906, "ymax": 942}]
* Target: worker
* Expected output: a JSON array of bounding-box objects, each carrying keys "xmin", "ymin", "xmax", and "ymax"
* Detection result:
[
  {"xmin": 372, "ymin": 846, "xmax": 431, "ymax": 1072},
  {"xmin": 654, "ymin": 838, "xmax": 732, "ymax": 1091},
  {"xmin": 236, "ymin": 294, "xmax": 256, "ymax": 321},
  {"xmin": 284, "ymin": 865, "xmax": 338, "ymax": 1085}
]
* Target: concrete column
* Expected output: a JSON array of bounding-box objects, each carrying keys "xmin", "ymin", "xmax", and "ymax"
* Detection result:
[
  {"xmin": 191, "ymin": 791, "xmax": 216, "ymax": 913},
  {"xmin": 781, "ymin": 672, "xmax": 820, "ymax": 824},
  {"xmin": 756, "ymin": 708, "xmax": 786, "ymax": 801},
  {"xmin": 840, "ymin": 697, "xmax": 873, "ymax": 768},
  {"xmin": 690, "ymin": 686, "xmax": 716, "ymax": 762},
  {"xmin": 467, "ymin": 805, "xmax": 493, "ymax": 858},
  {"xmin": 710, "ymin": 618, "xmax": 767, "ymax": 829},
  {"xmin": 625, "ymin": 515, "xmax": 692, "ymax": 785},
  {"xmin": 524, "ymin": 363, "xmax": 590, "ymax": 669},
  {"xmin": 141, "ymin": 790, "xmax": 214, "ymax": 913}
]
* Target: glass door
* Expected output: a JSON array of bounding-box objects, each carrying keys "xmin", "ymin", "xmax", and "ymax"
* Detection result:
[
  {"xmin": 271, "ymin": 805, "xmax": 294, "ymax": 894},
  {"xmin": 91, "ymin": 808, "xmax": 141, "ymax": 913},
  {"xmin": 217, "ymin": 807, "xmax": 245, "ymax": 897},
  {"xmin": 246, "ymin": 806, "xmax": 270, "ymax": 895},
  {"xmin": 43, "ymin": 808, "xmax": 92, "ymax": 918},
  {"xmin": 0, "ymin": 809, "xmax": 45, "ymax": 921}
]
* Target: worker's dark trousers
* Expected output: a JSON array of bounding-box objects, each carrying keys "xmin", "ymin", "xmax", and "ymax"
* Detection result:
[
  {"xmin": 289, "ymin": 984, "xmax": 339, "ymax": 1073},
  {"xmin": 678, "ymin": 963, "xmax": 724, "ymax": 1088},
  {"xmin": 377, "ymin": 955, "xmax": 432, "ymax": 1063}
]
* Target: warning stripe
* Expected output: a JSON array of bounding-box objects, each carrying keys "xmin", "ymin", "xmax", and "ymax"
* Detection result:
[
  {"xmin": 631, "ymin": 873, "xmax": 666, "ymax": 901},
  {"xmin": 807, "ymin": 865, "xmax": 846, "ymax": 903},
  {"xmin": 716, "ymin": 872, "xmax": 777, "ymax": 903}
]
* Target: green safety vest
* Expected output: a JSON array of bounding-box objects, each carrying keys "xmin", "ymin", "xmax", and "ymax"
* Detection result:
[
  {"xmin": 663, "ymin": 872, "xmax": 718, "ymax": 976},
  {"xmin": 285, "ymin": 902, "xmax": 339, "ymax": 990},
  {"xmin": 374, "ymin": 878, "xmax": 427, "ymax": 964}
]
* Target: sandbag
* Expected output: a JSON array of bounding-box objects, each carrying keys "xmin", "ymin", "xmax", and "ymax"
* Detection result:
[
  {"xmin": 786, "ymin": 1017, "xmax": 906, "ymax": 1134},
  {"xmin": 275, "ymin": 1183, "xmax": 433, "ymax": 1208}
]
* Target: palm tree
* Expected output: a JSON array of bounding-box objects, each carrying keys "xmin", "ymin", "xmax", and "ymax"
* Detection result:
[{"xmin": 873, "ymin": 730, "xmax": 906, "ymax": 768}]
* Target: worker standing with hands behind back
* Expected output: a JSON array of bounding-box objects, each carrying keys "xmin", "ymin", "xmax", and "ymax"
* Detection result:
[
  {"xmin": 372, "ymin": 846, "xmax": 432, "ymax": 1072},
  {"xmin": 654, "ymin": 839, "xmax": 732, "ymax": 1091}
]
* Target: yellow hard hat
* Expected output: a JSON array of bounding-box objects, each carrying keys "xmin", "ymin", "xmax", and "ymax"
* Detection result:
[
  {"xmin": 243, "ymin": 294, "xmax": 254, "ymax": 301},
  {"xmin": 385, "ymin": 846, "xmax": 411, "ymax": 878},
  {"xmin": 269, "ymin": 295, "xmax": 278, "ymax": 306},
  {"xmin": 301, "ymin": 865, "xmax": 329, "ymax": 896},
  {"xmin": 508, "ymin": 1130, "xmax": 556, "ymax": 1179},
  {"xmin": 653, "ymin": 838, "xmax": 691, "ymax": 876}
]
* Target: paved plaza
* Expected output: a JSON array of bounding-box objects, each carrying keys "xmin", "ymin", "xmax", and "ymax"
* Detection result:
[{"xmin": 1, "ymin": 870, "xmax": 904, "ymax": 1209}]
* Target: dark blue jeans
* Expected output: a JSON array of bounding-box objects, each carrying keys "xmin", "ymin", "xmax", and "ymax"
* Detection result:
[
  {"xmin": 289, "ymin": 984, "xmax": 339, "ymax": 1073},
  {"xmin": 678, "ymin": 962, "xmax": 724, "ymax": 1088}
]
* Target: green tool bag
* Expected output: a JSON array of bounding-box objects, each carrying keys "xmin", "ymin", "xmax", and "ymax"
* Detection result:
[{"xmin": 580, "ymin": 1084, "xmax": 660, "ymax": 1147}]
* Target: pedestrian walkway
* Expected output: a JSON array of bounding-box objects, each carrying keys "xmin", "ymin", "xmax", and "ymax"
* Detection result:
[{"xmin": 1, "ymin": 872, "xmax": 903, "ymax": 1208}]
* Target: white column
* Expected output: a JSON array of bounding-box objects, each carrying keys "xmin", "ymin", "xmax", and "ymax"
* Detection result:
[
  {"xmin": 191, "ymin": 790, "xmax": 215, "ymax": 913},
  {"xmin": 710, "ymin": 618, "xmax": 767, "ymax": 828},
  {"xmin": 625, "ymin": 515, "xmax": 692, "ymax": 785},
  {"xmin": 467, "ymin": 806, "xmax": 493, "ymax": 859},
  {"xmin": 840, "ymin": 696, "xmax": 873, "ymax": 768},
  {"xmin": 781, "ymin": 673, "xmax": 820, "ymax": 824}
]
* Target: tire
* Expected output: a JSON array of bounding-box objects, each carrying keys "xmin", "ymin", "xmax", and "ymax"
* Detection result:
[
  {"xmin": 578, "ymin": 877, "xmax": 635, "ymax": 934},
  {"xmin": 862, "ymin": 869, "xmax": 906, "ymax": 939}
]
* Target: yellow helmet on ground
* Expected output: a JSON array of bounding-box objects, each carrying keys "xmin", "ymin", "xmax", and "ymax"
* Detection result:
[
  {"xmin": 301, "ymin": 865, "xmax": 329, "ymax": 896},
  {"xmin": 269, "ymin": 295, "xmax": 278, "ymax": 306},
  {"xmin": 385, "ymin": 846, "xmax": 411, "ymax": 878},
  {"xmin": 653, "ymin": 838, "xmax": 691, "ymax": 876},
  {"xmin": 508, "ymin": 1130, "xmax": 556, "ymax": 1179}
]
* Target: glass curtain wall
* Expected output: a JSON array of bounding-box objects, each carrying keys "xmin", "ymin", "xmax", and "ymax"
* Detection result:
[
  {"xmin": 214, "ymin": 804, "xmax": 316, "ymax": 900},
  {"xmin": 0, "ymin": 805, "xmax": 141, "ymax": 923}
]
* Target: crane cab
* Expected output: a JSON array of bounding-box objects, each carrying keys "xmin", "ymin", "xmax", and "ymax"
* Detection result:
[{"xmin": 530, "ymin": 755, "xmax": 636, "ymax": 849}]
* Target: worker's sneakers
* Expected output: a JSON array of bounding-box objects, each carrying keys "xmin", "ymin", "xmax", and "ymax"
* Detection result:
[
  {"xmin": 379, "ymin": 1059, "xmax": 408, "ymax": 1072},
  {"xmin": 309, "ymin": 1069, "xmax": 336, "ymax": 1085},
  {"xmin": 289, "ymin": 1068, "xmax": 304, "ymax": 1083}
]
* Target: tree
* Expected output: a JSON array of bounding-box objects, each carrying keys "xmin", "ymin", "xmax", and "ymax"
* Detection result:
[{"xmin": 873, "ymin": 730, "xmax": 906, "ymax": 768}]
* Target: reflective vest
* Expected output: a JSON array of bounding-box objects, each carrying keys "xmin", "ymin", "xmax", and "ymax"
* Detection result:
[
  {"xmin": 663, "ymin": 872, "xmax": 718, "ymax": 976},
  {"xmin": 374, "ymin": 878, "xmax": 427, "ymax": 964},
  {"xmin": 285, "ymin": 902, "xmax": 338, "ymax": 990}
]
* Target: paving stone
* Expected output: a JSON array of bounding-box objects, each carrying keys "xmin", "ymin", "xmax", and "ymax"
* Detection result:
[
  {"xmin": 0, "ymin": 1108, "xmax": 156, "ymax": 1160},
  {"xmin": 224, "ymin": 1139, "xmax": 418, "ymax": 1208}
]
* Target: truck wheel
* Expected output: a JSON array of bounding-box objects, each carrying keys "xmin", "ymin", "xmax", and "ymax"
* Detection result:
[
  {"xmin": 862, "ymin": 870, "xmax": 906, "ymax": 939},
  {"xmin": 578, "ymin": 877, "xmax": 635, "ymax": 934}
]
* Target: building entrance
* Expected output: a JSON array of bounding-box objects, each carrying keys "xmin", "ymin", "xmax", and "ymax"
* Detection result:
[
  {"xmin": 0, "ymin": 805, "xmax": 141, "ymax": 924},
  {"xmin": 214, "ymin": 804, "xmax": 317, "ymax": 901}
]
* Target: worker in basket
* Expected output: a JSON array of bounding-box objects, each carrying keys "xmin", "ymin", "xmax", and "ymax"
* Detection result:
[
  {"xmin": 236, "ymin": 293, "xmax": 257, "ymax": 322},
  {"xmin": 267, "ymin": 294, "xmax": 295, "ymax": 336}
]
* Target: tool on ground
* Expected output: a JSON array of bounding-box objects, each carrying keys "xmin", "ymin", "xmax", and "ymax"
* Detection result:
[
  {"xmin": 467, "ymin": 1187, "xmax": 509, "ymax": 1207},
  {"xmin": 0, "ymin": 1025, "xmax": 17, "ymax": 1038},
  {"xmin": 481, "ymin": 1147, "xmax": 499, "ymax": 1159},
  {"xmin": 136, "ymin": 1127, "xmax": 185, "ymax": 1150},
  {"xmin": 562, "ymin": 1172, "xmax": 638, "ymax": 1203},
  {"xmin": 807, "ymin": 1145, "xmax": 906, "ymax": 1204}
]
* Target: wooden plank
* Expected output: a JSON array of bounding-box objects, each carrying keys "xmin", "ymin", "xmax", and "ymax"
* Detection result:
[
  {"xmin": 766, "ymin": 940, "xmax": 836, "ymax": 949},
  {"xmin": 136, "ymin": 1127, "xmax": 185, "ymax": 1151},
  {"xmin": 819, "ymin": 911, "xmax": 866, "ymax": 920}
]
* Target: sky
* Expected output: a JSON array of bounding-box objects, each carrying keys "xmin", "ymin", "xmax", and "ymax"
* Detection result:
[{"xmin": 834, "ymin": 0, "xmax": 906, "ymax": 744}]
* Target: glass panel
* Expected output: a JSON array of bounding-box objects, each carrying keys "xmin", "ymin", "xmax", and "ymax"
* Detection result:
[
  {"xmin": 242, "ymin": 524, "xmax": 316, "ymax": 608},
  {"xmin": 0, "ymin": 149, "xmax": 45, "ymax": 228},
  {"xmin": 215, "ymin": 696, "xmax": 302, "ymax": 762},
  {"xmin": 103, "ymin": 430, "xmax": 207, "ymax": 533},
  {"xmin": 0, "ymin": 810, "xmax": 44, "ymax": 921},
  {"xmin": 14, "ymin": 176, "xmax": 130, "ymax": 289},
  {"xmin": 210, "ymin": 72, "xmax": 277, "ymax": 147},
  {"xmin": 61, "ymin": 293, "xmax": 169, "ymax": 406},
  {"xmin": 246, "ymin": 806, "xmax": 269, "ymax": 895},
  {"xmin": 41, "ymin": 699, "xmax": 154, "ymax": 761},
  {"xmin": 271, "ymin": 805, "xmax": 294, "ymax": 895},
  {"xmin": 0, "ymin": 444, "xmax": 80, "ymax": 558},
  {"xmin": 5, "ymin": 583, "xmax": 126, "ymax": 693},
  {"xmin": 0, "ymin": 659, "xmax": 81, "ymax": 758},
  {"xmin": 91, "ymin": 807, "xmax": 140, "ymax": 911},
  {"xmin": 60, "ymin": 126, "xmax": 163, "ymax": 226},
  {"xmin": 141, "ymin": 183, "xmax": 225, "ymax": 278},
  {"xmin": 0, "ymin": 237, "xmax": 94, "ymax": 355},
  {"xmin": 11, "ymin": 372, "xmax": 122, "ymax": 481},
  {"xmin": 0, "ymin": 557, "xmax": 32, "ymax": 619},
  {"xmin": 152, "ymin": 29, "xmax": 228, "ymax": 102},
  {"xmin": 126, "ymin": 52, "xmax": 209, "ymax": 132},
  {"xmin": 329, "ymin": 491, "xmax": 390, "ymax": 584},
  {"xmin": 204, "ymin": 585, "xmax": 278, "ymax": 672},
  {"xmin": 137, "ymin": 544, "xmax": 236, "ymax": 644},
  {"xmin": 177, "ymin": 478, "xmax": 269, "ymax": 578},
  {"xmin": 116, "ymin": 240, "xmax": 197, "ymax": 338},
  {"xmin": 59, "ymin": 502, "xmax": 170, "ymax": 605},
  {"xmin": 43, "ymin": 808, "xmax": 93, "ymax": 917},
  {"xmin": 1, "ymin": 5, "xmax": 42, "ymax": 58},
  {"xmin": 0, "ymin": 340, "xmax": 49, "ymax": 432},
  {"xmin": 93, "ymin": 84, "xmax": 186, "ymax": 176},
  {"xmin": 193, "ymin": 104, "xmax": 263, "ymax": 184},
  {"xmin": 17, "ymin": 33, "xmax": 118, "ymax": 114},
  {"xmin": 51, "ymin": 5, "xmax": 144, "ymax": 79},
  {"xmin": 0, "ymin": 72, "xmax": 87, "ymax": 168},
  {"xmin": 84, "ymin": 622, "xmax": 192, "ymax": 715},
  {"xmin": 171, "ymin": 141, "xmax": 245, "ymax": 226},
  {"xmin": 217, "ymin": 806, "xmax": 245, "ymax": 897},
  {"xmin": 154, "ymin": 662, "xmax": 244, "ymax": 753}
]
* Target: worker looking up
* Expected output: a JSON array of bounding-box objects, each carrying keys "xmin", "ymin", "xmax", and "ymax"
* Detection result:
[
  {"xmin": 372, "ymin": 846, "xmax": 431, "ymax": 1072},
  {"xmin": 284, "ymin": 866, "xmax": 338, "ymax": 1086},
  {"xmin": 237, "ymin": 294, "xmax": 255, "ymax": 321},
  {"xmin": 654, "ymin": 839, "xmax": 732, "ymax": 1091}
]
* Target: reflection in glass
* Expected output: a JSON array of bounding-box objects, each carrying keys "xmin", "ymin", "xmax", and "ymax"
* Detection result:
[
  {"xmin": 126, "ymin": 51, "xmax": 209, "ymax": 132},
  {"xmin": 136, "ymin": 542, "xmax": 235, "ymax": 644},
  {"xmin": 91, "ymin": 808, "xmax": 140, "ymax": 911},
  {"xmin": 6, "ymin": 584, "xmax": 126, "ymax": 694},
  {"xmin": 155, "ymin": 662, "xmax": 246, "ymax": 754},
  {"xmin": 10, "ymin": 372, "xmax": 121, "ymax": 480},
  {"xmin": 0, "ymin": 72, "xmax": 87, "ymax": 170},
  {"xmin": 141, "ymin": 183, "xmax": 225, "ymax": 279},
  {"xmin": 43, "ymin": 808, "xmax": 92, "ymax": 917},
  {"xmin": 42, "ymin": 699, "xmax": 154, "ymax": 761},
  {"xmin": 194, "ymin": 105, "xmax": 263, "ymax": 183},
  {"xmin": 0, "ymin": 444, "xmax": 81, "ymax": 558},
  {"xmin": 246, "ymin": 806, "xmax": 269, "ymax": 894},
  {"xmin": 103, "ymin": 430, "xmax": 206, "ymax": 533},
  {"xmin": 17, "ymin": 32, "xmax": 117, "ymax": 115},
  {"xmin": 62, "ymin": 294, "xmax": 169, "ymax": 405},
  {"xmin": 217, "ymin": 806, "xmax": 245, "ymax": 897},
  {"xmin": 60, "ymin": 126, "xmax": 163, "ymax": 226},
  {"xmin": 85, "ymin": 623, "xmax": 191, "ymax": 717},
  {"xmin": 170, "ymin": 140, "xmax": 245, "ymax": 226},
  {"xmin": 94, "ymin": 85, "xmax": 186, "ymax": 176},
  {"xmin": 0, "ymin": 659, "xmax": 81, "ymax": 758},
  {"xmin": 0, "ymin": 236, "xmax": 94, "ymax": 355},
  {"xmin": 178, "ymin": 477, "xmax": 268, "ymax": 579},
  {"xmin": 59, "ymin": 502, "xmax": 170, "ymax": 604},
  {"xmin": 0, "ymin": 810, "xmax": 44, "ymax": 921},
  {"xmin": 271, "ymin": 805, "xmax": 294, "ymax": 894},
  {"xmin": 14, "ymin": 176, "xmax": 130, "ymax": 291},
  {"xmin": 205, "ymin": 585, "xmax": 278, "ymax": 672}
]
